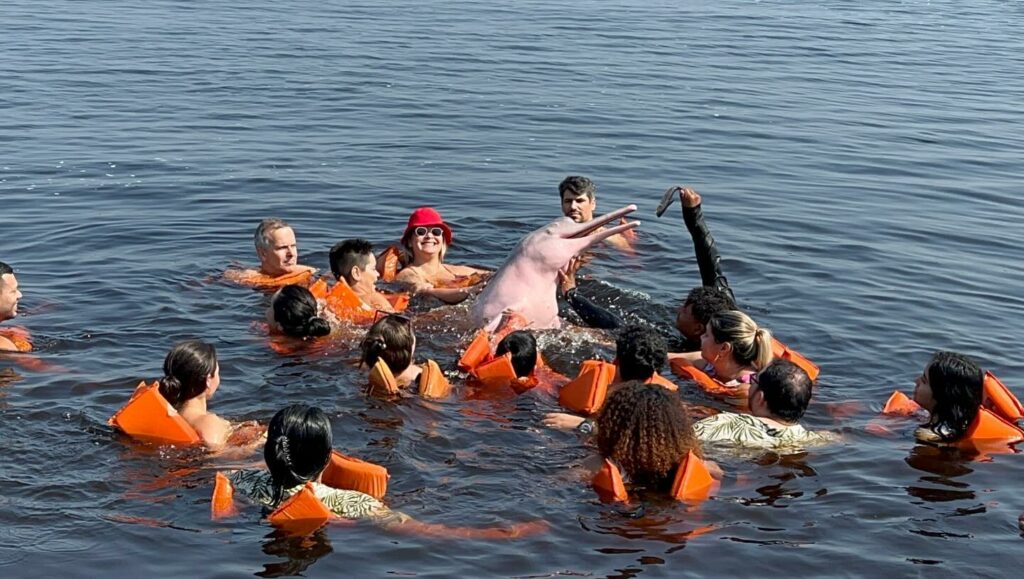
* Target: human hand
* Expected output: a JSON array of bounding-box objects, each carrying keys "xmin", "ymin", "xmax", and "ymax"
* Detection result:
[
  {"xmin": 542, "ymin": 412, "xmax": 586, "ymax": 430},
  {"xmin": 558, "ymin": 255, "xmax": 590, "ymax": 296},
  {"xmin": 680, "ymin": 187, "xmax": 702, "ymax": 208}
]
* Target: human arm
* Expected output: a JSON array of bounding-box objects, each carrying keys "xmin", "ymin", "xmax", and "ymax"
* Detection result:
[
  {"xmin": 558, "ymin": 255, "xmax": 623, "ymax": 330},
  {"xmin": 679, "ymin": 188, "xmax": 734, "ymax": 299},
  {"xmin": 542, "ymin": 412, "xmax": 588, "ymax": 431}
]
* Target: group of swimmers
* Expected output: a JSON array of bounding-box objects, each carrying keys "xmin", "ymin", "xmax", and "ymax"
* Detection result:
[{"xmin": 2, "ymin": 176, "xmax": 1022, "ymax": 533}]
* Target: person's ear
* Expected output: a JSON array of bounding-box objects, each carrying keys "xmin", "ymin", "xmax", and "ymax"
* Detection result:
[{"xmin": 350, "ymin": 265, "xmax": 362, "ymax": 282}]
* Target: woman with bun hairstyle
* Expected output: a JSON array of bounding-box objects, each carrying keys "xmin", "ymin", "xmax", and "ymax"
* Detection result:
[
  {"xmin": 268, "ymin": 284, "xmax": 332, "ymax": 339},
  {"xmin": 394, "ymin": 207, "xmax": 489, "ymax": 304},
  {"xmin": 359, "ymin": 314, "xmax": 450, "ymax": 398},
  {"xmin": 157, "ymin": 339, "xmax": 233, "ymax": 449}
]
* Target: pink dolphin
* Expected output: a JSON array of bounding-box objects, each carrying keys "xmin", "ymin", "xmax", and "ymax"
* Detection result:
[{"xmin": 471, "ymin": 205, "xmax": 639, "ymax": 331}]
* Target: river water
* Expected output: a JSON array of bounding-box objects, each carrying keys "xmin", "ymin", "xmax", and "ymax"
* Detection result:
[{"xmin": 2, "ymin": 0, "xmax": 1023, "ymax": 576}]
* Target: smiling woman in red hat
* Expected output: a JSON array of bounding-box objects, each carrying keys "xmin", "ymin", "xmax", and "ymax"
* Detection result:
[{"xmin": 394, "ymin": 207, "xmax": 489, "ymax": 304}]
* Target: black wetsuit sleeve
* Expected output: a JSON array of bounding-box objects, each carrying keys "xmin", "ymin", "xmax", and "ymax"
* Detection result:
[
  {"xmin": 683, "ymin": 203, "xmax": 735, "ymax": 301},
  {"xmin": 564, "ymin": 288, "xmax": 622, "ymax": 330}
]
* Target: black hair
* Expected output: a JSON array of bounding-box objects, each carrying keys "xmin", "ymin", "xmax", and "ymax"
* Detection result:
[
  {"xmin": 329, "ymin": 239, "xmax": 374, "ymax": 284},
  {"xmin": 755, "ymin": 359, "xmax": 813, "ymax": 423},
  {"xmin": 158, "ymin": 340, "xmax": 218, "ymax": 408},
  {"xmin": 924, "ymin": 351, "xmax": 983, "ymax": 442},
  {"xmin": 683, "ymin": 286, "xmax": 736, "ymax": 325},
  {"xmin": 265, "ymin": 404, "xmax": 333, "ymax": 506},
  {"xmin": 616, "ymin": 324, "xmax": 667, "ymax": 382},
  {"xmin": 0, "ymin": 262, "xmax": 12, "ymax": 276},
  {"xmin": 558, "ymin": 176, "xmax": 596, "ymax": 200},
  {"xmin": 360, "ymin": 315, "xmax": 414, "ymax": 374},
  {"xmin": 495, "ymin": 330, "xmax": 538, "ymax": 378},
  {"xmin": 273, "ymin": 285, "xmax": 331, "ymax": 339}
]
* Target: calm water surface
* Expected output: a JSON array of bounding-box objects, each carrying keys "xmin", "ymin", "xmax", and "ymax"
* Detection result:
[{"xmin": 2, "ymin": 0, "xmax": 1023, "ymax": 576}]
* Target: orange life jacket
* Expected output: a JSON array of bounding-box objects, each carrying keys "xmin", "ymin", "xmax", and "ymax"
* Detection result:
[
  {"xmin": 771, "ymin": 338, "xmax": 820, "ymax": 381},
  {"xmin": 225, "ymin": 267, "xmax": 314, "ymax": 288},
  {"xmin": 669, "ymin": 359, "xmax": 747, "ymax": 397},
  {"xmin": 881, "ymin": 390, "xmax": 923, "ymax": 416},
  {"xmin": 368, "ymin": 358, "xmax": 451, "ymax": 399},
  {"xmin": 267, "ymin": 482, "xmax": 335, "ymax": 535},
  {"xmin": 308, "ymin": 277, "xmax": 409, "ymax": 323},
  {"xmin": 376, "ymin": 246, "xmax": 403, "ymax": 282},
  {"xmin": 0, "ymin": 326, "xmax": 33, "ymax": 352},
  {"xmin": 558, "ymin": 360, "xmax": 677, "ymax": 415},
  {"xmin": 108, "ymin": 381, "xmax": 201, "ymax": 446},
  {"xmin": 959, "ymin": 407, "xmax": 1024, "ymax": 446},
  {"xmin": 458, "ymin": 330, "xmax": 536, "ymax": 392},
  {"xmin": 321, "ymin": 450, "xmax": 390, "ymax": 500},
  {"xmin": 982, "ymin": 372, "xmax": 1023, "ymax": 423},
  {"xmin": 211, "ymin": 472, "xmax": 238, "ymax": 519},
  {"xmin": 592, "ymin": 450, "xmax": 715, "ymax": 503}
]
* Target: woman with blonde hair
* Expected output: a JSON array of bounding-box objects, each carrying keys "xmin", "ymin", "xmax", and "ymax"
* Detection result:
[
  {"xmin": 394, "ymin": 207, "xmax": 489, "ymax": 304},
  {"xmin": 675, "ymin": 310, "xmax": 773, "ymax": 397}
]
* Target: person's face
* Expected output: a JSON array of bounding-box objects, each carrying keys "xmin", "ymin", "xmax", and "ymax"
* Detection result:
[
  {"xmin": 913, "ymin": 365, "xmax": 936, "ymax": 411},
  {"xmin": 700, "ymin": 325, "xmax": 730, "ymax": 366},
  {"xmin": 412, "ymin": 226, "xmax": 445, "ymax": 259},
  {"xmin": 675, "ymin": 303, "xmax": 704, "ymax": 343},
  {"xmin": 0, "ymin": 273, "xmax": 22, "ymax": 322},
  {"xmin": 206, "ymin": 364, "xmax": 221, "ymax": 398},
  {"xmin": 353, "ymin": 256, "xmax": 379, "ymax": 292},
  {"xmin": 561, "ymin": 192, "xmax": 596, "ymax": 223},
  {"xmin": 257, "ymin": 227, "xmax": 299, "ymax": 275}
]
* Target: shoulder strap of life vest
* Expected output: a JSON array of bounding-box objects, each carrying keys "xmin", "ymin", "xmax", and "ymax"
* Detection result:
[
  {"xmin": 211, "ymin": 472, "xmax": 238, "ymax": 520},
  {"xmin": 645, "ymin": 372, "xmax": 679, "ymax": 391},
  {"xmin": 771, "ymin": 338, "xmax": 820, "ymax": 381},
  {"xmin": 559, "ymin": 360, "xmax": 617, "ymax": 415},
  {"xmin": 376, "ymin": 245, "xmax": 402, "ymax": 282},
  {"xmin": 325, "ymin": 280, "xmax": 375, "ymax": 321},
  {"xmin": 368, "ymin": 359, "xmax": 400, "ymax": 396},
  {"xmin": 321, "ymin": 450, "xmax": 390, "ymax": 500},
  {"xmin": 308, "ymin": 276, "xmax": 330, "ymax": 300},
  {"xmin": 267, "ymin": 482, "xmax": 334, "ymax": 535},
  {"xmin": 669, "ymin": 450, "xmax": 715, "ymax": 502},
  {"xmin": 418, "ymin": 359, "xmax": 452, "ymax": 399},
  {"xmin": 0, "ymin": 327, "xmax": 33, "ymax": 352},
  {"xmin": 385, "ymin": 293, "xmax": 410, "ymax": 312},
  {"xmin": 475, "ymin": 354, "xmax": 519, "ymax": 389},
  {"xmin": 458, "ymin": 330, "xmax": 493, "ymax": 372},
  {"xmin": 108, "ymin": 381, "xmax": 201, "ymax": 446},
  {"xmin": 881, "ymin": 390, "xmax": 923, "ymax": 416},
  {"xmin": 983, "ymin": 372, "xmax": 1023, "ymax": 422},
  {"xmin": 961, "ymin": 407, "xmax": 1024, "ymax": 444},
  {"xmin": 668, "ymin": 359, "xmax": 738, "ymax": 396},
  {"xmin": 592, "ymin": 459, "xmax": 630, "ymax": 503},
  {"xmin": 230, "ymin": 268, "xmax": 314, "ymax": 288}
]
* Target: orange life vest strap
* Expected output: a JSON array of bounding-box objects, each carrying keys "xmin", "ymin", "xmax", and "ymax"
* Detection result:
[
  {"xmin": 376, "ymin": 246, "xmax": 402, "ymax": 282},
  {"xmin": 308, "ymin": 276, "xmax": 330, "ymax": 300},
  {"xmin": 267, "ymin": 482, "xmax": 334, "ymax": 535},
  {"xmin": 368, "ymin": 359, "xmax": 400, "ymax": 396},
  {"xmin": 962, "ymin": 407, "xmax": 1024, "ymax": 444},
  {"xmin": 436, "ymin": 272, "xmax": 487, "ymax": 289},
  {"xmin": 669, "ymin": 450, "xmax": 715, "ymax": 502},
  {"xmin": 668, "ymin": 359, "xmax": 739, "ymax": 397},
  {"xmin": 458, "ymin": 330, "xmax": 493, "ymax": 372},
  {"xmin": 0, "ymin": 327, "xmax": 33, "ymax": 352},
  {"xmin": 645, "ymin": 372, "xmax": 679, "ymax": 391},
  {"xmin": 881, "ymin": 390, "xmax": 922, "ymax": 416},
  {"xmin": 385, "ymin": 293, "xmax": 410, "ymax": 312},
  {"xmin": 108, "ymin": 381, "xmax": 201, "ymax": 446},
  {"xmin": 321, "ymin": 450, "xmax": 389, "ymax": 500},
  {"xmin": 211, "ymin": 472, "xmax": 238, "ymax": 519},
  {"xmin": 559, "ymin": 360, "xmax": 617, "ymax": 415},
  {"xmin": 592, "ymin": 459, "xmax": 629, "ymax": 503},
  {"xmin": 474, "ymin": 354, "xmax": 519, "ymax": 387},
  {"xmin": 418, "ymin": 359, "xmax": 452, "ymax": 399},
  {"xmin": 983, "ymin": 372, "xmax": 1023, "ymax": 422},
  {"xmin": 227, "ymin": 268, "xmax": 314, "ymax": 288},
  {"xmin": 324, "ymin": 280, "xmax": 375, "ymax": 321},
  {"xmin": 771, "ymin": 338, "xmax": 820, "ymax": 381}
]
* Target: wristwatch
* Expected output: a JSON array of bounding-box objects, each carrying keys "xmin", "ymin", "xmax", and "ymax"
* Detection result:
[{"xmin": 577, "ymin": 418, "xmax": 595, "ymax": 435}]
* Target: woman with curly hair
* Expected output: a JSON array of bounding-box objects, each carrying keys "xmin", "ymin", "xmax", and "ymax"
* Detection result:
[{"xmin": 592, "ymin": 381, "xmax": 719, "ymax": 491}]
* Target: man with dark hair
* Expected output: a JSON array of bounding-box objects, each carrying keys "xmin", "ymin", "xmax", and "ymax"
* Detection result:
[
  {"xmin": 494, "ymin": 330, "xmax": 538, "ymax": 379},
  {"xmin": 615, "ymin": 325, "xmax": 668, "ymax": 382},
  {"xmin": 558, "ymin": 176, "xmax": 632, "ymax": 251},
  {"xmin": 0, "ymin": 261, "xmax": 27, "ymax": 351},
  {"xmin": 693, "ymin": 359, "xmax": 836, "ymax": 448},
  {"xmin": 328, "ymin": 239, "xmax": 396, "ymax": 313}
]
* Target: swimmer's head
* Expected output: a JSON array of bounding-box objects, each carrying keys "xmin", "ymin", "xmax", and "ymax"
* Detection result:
[
  {"xmin": 559, "ymin": 176, "xmax": 597, "ymax": 223},
  {"xmin": 270, "ymin": 285, "xmax": 331, "ymax": 339},
  {"xmin": 596, "ymin": 381, "xmax": 700, "ymax": 486},
  {"xmin": 360, "ymin": 314, "xmax": 415, "ymax": 375},
  {"xmin": 676, "ymin": 286, "xmax": 736, "ymax": 343},
  {"xmin": 254, "ymin": 218, "xmax": 300, "ymax": 277},
  {"xmin": 330, "ymin": 239, "xmax": 378, "ymax": 291},
  {"xmin": 264, "ymin": 404, "xmax": 333, "ymax": 505},
  {"xmin": 701, "ymin": 310, "xmax": 773, "ymax": 371},
  {"xmin": 615, "ymin": 324, "xmax": 667, "ymax": 382},
  {"xmin": 401, "ymin": 208, "xmax": 452, "ymax": 264},
  {"xmin": 0, "ymin": 262, "xmax": 22, "ymax": 322},
  {"xmin": 749, "ymin": 359, "xmax": 813, "ymax": 423},
  {"xmin": 913, "ymin": 351, "xmax": 983, "ymax": 441},
  {"xmin": 158, "ymin": 339, "xmax": 219, "ymax": 409},
  {"xmin": 495, "ymin": 330, "xmax": 538, "ymax": 379}
]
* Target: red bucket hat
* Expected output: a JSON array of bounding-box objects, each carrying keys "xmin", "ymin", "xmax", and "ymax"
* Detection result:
[{"xmin": 402, "ymin": 207, "xmax": 453, "ymax": 245}]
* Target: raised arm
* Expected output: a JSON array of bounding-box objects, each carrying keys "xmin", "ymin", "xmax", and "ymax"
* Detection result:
[{"xmin": 679, "ymin": 188, "xmax": 734, "ymax": 300}]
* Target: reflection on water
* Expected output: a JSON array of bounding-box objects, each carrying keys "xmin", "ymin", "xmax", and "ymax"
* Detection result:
[{"xmin": 257, "ymin": 529, "xmax": 334, "ymax": 579}]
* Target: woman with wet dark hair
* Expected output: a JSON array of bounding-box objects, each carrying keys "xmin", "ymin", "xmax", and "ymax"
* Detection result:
[
  {"xmin": 494, "ymin": 330, "xmax": 538, "ymax": 379},
  {"xmin": 913, "ymin": 351, "xmax": 984, "ymax": 443},
  {"xmin": 359, "ymin": 314, "xmax": 450, "ymax": 398},
  {"xmin": 268, "ymin": 284, "xmax": 332, "ymax": 339},
  {"xmin": 157, "ymin": 339, "xmax": 232, "ymax": 448}
]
